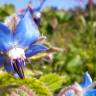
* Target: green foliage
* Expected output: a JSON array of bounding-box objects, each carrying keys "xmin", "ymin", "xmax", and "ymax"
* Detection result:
[
  {"xmin": 39, "ymin": 73, "xmax": 67, "ymax": 92},
  {"xmin": 66, "ymin": 55, "xmax": 82, "ymax": 73},
  {"xmin": 0, "ymin": 72, "xmax": 69, "ymax": 96},
  {"xmin": 32, "ymin": 4, "xmax": 96, "ymax": 85},
  {"xmin": 0, "ymin": 72, "xmax": 52, "ymax": 96},
  {"xmin": 0, "ymin": 4, "xmax": 15, "ymax": 21}
]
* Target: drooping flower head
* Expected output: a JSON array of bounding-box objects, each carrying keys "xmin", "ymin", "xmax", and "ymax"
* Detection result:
[
  {"xmin": 0, "ymin": 8, "xmax": 47, "ymax": 79},
  {"xmin": 58, "ymin": 72, "xmax": 96, "ymax": 96}
]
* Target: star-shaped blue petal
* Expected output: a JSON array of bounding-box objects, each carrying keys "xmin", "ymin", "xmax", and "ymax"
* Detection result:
[
  {"xmin": 81, "ymin": 72, "xmax": 96, "ymax": 96},
  {"xmin": 14, "ymin": 10, "xmax": 40, "ymax": 48},
  {"xmin": 80, "ymin": 72, "xmax": 92, "ymax": 88},
  {"xmin": 25, "ymin": 44, "xmax": 48, "ymax": 58}
]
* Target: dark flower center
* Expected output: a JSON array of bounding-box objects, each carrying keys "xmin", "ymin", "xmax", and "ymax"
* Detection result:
[{"xmin": 12, "ymin": 59, "xmax": 25, "ymax": 79}]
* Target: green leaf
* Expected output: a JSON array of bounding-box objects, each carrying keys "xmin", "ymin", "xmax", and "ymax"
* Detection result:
[{"xmin": 39, "ymin": 73, "xmax": 65, "ymax": 92}]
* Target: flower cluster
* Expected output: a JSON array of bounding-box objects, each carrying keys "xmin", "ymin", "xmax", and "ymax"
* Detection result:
[
  {"xmin": 58, "ymin": 72, "xmax": 96, "ymax": 96},
  {"xmin": 0, "ymin": 8, "xmax": 47, "ymax": 79}
]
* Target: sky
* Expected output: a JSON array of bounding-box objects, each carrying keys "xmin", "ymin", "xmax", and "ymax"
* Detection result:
[{"xmin": 0, "ymin": 0, "xmax": 88, "ymax": 11}]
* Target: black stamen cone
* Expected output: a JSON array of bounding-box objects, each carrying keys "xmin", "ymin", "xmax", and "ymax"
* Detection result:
[{"xmin": 13, "ymin": 59, "xmax": 25, "ymax": 79}]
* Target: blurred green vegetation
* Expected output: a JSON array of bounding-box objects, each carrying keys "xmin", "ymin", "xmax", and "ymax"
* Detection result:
[
  {"xmin": 40, "ymin": 3, "xmax": 96, "ymax": 79},
  {"xmin": 0, "ymin": 2, "xmax": 96, "ymax": 96},
  {"xmin": 0, "ymin": 4, "xmax": 15, "ymax": 21}
]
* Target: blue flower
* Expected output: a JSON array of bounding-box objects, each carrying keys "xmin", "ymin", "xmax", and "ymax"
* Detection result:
[
  {"xmin": 80, "ymin": 72, "xmax": 96, "ymax": 96},
  {"xmin": 58, "ymin": 72, "xmax": 96, "ymax": 96},
  {"xmin": 0, "ymin": 9, "xmax": 47, "ymax": 79}
]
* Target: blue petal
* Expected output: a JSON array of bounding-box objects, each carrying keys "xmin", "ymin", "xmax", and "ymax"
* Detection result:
[
  {"xmin": 25, "ymin": 44, "xmax": 48, "ymax": 58},
  {"xmin": 80, "ymin": 72, "xmax": 92, "ymax": 88},
  {"xmin": 0, "ymin": 23, "xmax": 13, "ymax": 52},
  {"xmin": 84, "ymin": 89, "xmax": 96, "ymax": 96},
  {"xmin": 4, "ymin": 60, "xmax": 14, "ymax": 72},
  {"xmin": 14, "ymin": 10, "xmax": 40, "ymax": 48},
  {"xmin": 0, "ymin": 55, "xmax": 5, "ymax": 65}
]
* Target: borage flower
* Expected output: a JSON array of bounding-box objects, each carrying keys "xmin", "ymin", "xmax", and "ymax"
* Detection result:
[
  {"xmin": 58, "ymin": 72, "xmax": 96, "ymax": 96},
  {"xmin": 0, "ymin": 9, "xmax": 47, "ymax": 79}
]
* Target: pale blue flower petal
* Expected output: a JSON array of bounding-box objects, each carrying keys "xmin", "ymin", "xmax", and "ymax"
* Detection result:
[
  {"xmin": 80, "ymin": 72, "xmax": 92, "ymax": 88},
  {"xmin": 14, "ymin": 10, "xmax": 40, "ymax": 48},
  {"xmin": 25, "ymin": 44, "xmax": 48, "ymax": 58}
]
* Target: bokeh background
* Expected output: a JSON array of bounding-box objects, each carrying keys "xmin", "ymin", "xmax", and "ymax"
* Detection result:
[{"xmin": 0, "ymin": 0, "xmax": 96, "ymax": 96}]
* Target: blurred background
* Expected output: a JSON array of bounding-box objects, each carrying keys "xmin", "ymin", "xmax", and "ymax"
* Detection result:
[{"xmin": 0, "ymin": 0, "xmax": 96, "ymax": 96}]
